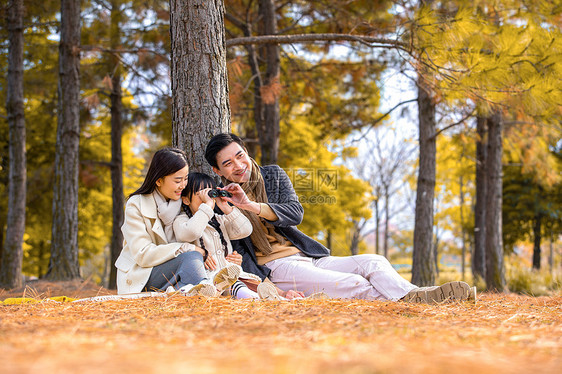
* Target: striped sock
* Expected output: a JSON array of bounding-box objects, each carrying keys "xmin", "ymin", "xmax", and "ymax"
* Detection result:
[{"xmin": 231, "ymin": 281, "xmax": 259, "ymax": 299}]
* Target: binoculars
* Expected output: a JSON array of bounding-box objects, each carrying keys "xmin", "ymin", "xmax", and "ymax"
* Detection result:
[{"xmin": 208, "ymin": 189, "xmax": 232, "ymax": 198}]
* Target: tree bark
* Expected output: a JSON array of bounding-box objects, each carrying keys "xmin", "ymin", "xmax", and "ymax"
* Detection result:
[
  {"xmin": 46, "ymin": 0, "xmax": 82, "ymax": 280},
  {"xmin": 349, "ymin": 229, "xmax": 360, "ymax": 256},
  {"xmin": 532, "ymin": 211, "xmax": 542, "ymax": 270},
  {"xmin": 170, "ymin": 0, "xmax": 230, "ymax": 174},
  {"xmin": 373, "ymin": 197, "xmax": 380, "ymax": 255},
  {"xmin": 473, "ymin": 116, "xmax": 487, "ymax": 281},
  {"xmin": 108, "ymin": 0, "xmax": 124, "ymax": 289},
  {"xmin": 411, "ymin": 80, "xmax": 436, "ymax": 287},
  {"xmin": 383, "ymin": 185, "xmax": 389, "ymax": 258},
  {"xmin": 459, "ymin": 174, "xmax": 466, "ymax": 281},
  {"xmin": 484, "ymin": 112, "xmax": 506, "ymax": 291},
  {"xmin": 1, "ymin": 0, "xmax": 26, "ymax": 289},
  {"xmin": 257, "ymin": 0, "xmax": 280, "ymax": 165}
]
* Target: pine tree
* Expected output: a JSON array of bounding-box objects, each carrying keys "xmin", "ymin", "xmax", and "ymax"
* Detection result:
[
  {"xmin": 170, "ymin": 0, "xmax": 230, "ymax": 174},
  {"xmin": 1, "ymin": 0, "xmax": 26, "ymax": 288},
  {"xmin": 46, "ymin": 0, "xmax": 82, "ymax": 280}
]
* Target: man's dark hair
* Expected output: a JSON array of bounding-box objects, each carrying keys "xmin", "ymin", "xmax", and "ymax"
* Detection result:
[
  {"xmin": 205, "ymin": 133, "xmax": 246, "ymax": 168},
  {"xmin": 130, "ymin": 147, "xmax": 188, "ymax": 198}
]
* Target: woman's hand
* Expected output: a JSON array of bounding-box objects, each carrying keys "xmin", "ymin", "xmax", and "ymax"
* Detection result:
[
  {"xmin": 193, "ymin": 246, "xmax": 206, "ymax": 258},
  {"xmin": 221, "ymin": 183, "xmax": 260, "ymax": 214},
  {"xmin": 204, "ymin": 255, "xmax": 217, "ymax": 271},
  {"xmin": 225, "ymin": 251, "xmax": 242, "ymax": 266}
]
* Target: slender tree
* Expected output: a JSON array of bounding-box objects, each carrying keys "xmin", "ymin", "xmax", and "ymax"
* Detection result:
[
  {"xmin": 256, "ymin": 0, "xmax": 280, "ymax": 165},
  {"xmin": 1, "ymin": 0, "xmax": 26, "ymax": 288},
  {"xmin": 411, "ymin": 79, "xmax": 437, "ymax": 286},
  {"xmin": 472, "ymin": 115, "xmax": 487, "ymax": 281},
  {"xmin": 484, "ymin": 112, "xmax": 505, "ymax": 291},
  {"xmin": 108, "ymin": 0, "xmax": 124, "ymax": 289},
  {"xmin": 46, "ymin": 0, "xmax": 82, "ymax": 280},
  {"xmin": 170, "ymin": 0, "xmax": 230, "ymax": 173}
]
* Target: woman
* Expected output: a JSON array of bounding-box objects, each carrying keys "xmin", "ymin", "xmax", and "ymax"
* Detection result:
[{"xmin": 115, "ymin": 147, "xmax": 215, "ymax": 296}]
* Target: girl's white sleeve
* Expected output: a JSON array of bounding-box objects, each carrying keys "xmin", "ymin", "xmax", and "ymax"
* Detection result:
[
  {"xmin": 221, "ymin": 206, "xmax": 253, "ymax": 240},
  {"xmin": 173, "ymin": 203, "xmax": 215, "ymax": 243}
]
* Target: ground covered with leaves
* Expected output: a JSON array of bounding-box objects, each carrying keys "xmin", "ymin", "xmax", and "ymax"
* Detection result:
[{"xmin": 1, "ymin": 281, "xmax": 560, "ymax": 374}]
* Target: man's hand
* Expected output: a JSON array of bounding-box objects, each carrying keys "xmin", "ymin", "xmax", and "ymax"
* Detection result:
[
  {"xmin": 281, "ymin": 289, "xmax": 305, "ymax": 300},
  {"xmin": 221, "ymin": 183, "xmax": 261, "ymax": 214}
]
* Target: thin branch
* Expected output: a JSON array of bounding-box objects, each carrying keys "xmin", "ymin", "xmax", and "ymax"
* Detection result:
[
  {"xmin": 432, "ymin": 109, "xmax": 475, "ymax": 139},
  {"xmin": 226, "ymin": 33, "xmax": 408, "ymax": 51},
  {"xmin": 81, "ymin": 45, "xmax": 169, "ymax": 61}
]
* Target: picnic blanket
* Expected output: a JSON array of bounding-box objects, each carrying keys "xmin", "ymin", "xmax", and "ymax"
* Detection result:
[{"xmin": 1, "ymin": 292, "xmax": 167, "ymax": 305}]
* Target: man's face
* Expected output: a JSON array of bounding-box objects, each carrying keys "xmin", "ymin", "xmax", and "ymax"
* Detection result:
[{"xmin": 212, "ymin": 142, "xmax": 252, "ymax": 183}]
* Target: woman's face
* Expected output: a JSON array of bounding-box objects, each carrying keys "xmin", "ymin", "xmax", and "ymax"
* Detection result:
[{"xmin": 156, "ymin": 166, "xmax": 189, "ymax": 201}]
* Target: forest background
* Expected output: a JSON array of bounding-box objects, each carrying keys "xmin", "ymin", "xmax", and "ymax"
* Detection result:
[{"xmin": 0, "ymin": 0, "xmax": 561, "ymax": 294}]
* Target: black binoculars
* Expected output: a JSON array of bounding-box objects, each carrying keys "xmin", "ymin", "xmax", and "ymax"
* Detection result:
[{"xmin": 208, "ymin": 189, "xmax": 232, "ymax": 198}]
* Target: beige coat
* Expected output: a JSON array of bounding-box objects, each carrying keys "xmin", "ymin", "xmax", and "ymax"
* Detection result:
[{"xmin": 115, "ymin": 193, "xmax": 194, "ymax": 294}]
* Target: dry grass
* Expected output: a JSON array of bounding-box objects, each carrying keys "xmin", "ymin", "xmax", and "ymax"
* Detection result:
[{"xmin": 1, "ymin": 281, "xmax": 561, "ymax": 374}]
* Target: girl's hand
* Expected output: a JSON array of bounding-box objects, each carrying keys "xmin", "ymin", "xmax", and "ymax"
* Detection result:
[
  {"xmin": 198, "ymin": 188, "xmax": 215, "ymax": 209},
  {"xmin": 204, "ymin": 255, "xmax": 217, "ymax": 271},
  {"xmin": 221, "ymin": 183, "xmax": 260, "ymax": 214},
  {"xmin": 225, "ymin": 251, "xmax": 242, "ymax": 266},
  {"xmin": 214, "ymin": 191, "xmax": 233, "ymax": 214}
]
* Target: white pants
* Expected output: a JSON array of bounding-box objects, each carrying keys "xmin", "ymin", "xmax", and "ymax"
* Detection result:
[{"xmin": 265, "ymin": 253, "xmax": 417, "ymax": 301}]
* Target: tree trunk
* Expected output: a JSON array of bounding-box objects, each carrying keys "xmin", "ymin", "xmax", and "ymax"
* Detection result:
[
  {"xmin": 46, "ymin": 0, "xmax": 82, "ymax": 280},
  {"xmin": 258, "ymin": 0, "xmax": 280, "ymax": 165},
  {"xmin": 373, "ymin": 197, "xmax": 379, "ymax": 255},
  {"xmin": 326, "ymin": 230, "xmax": 332, "ymax": 251},
  {"xmin": 548, "ymin": 230, "xmax": 553, "ymax": 274},
  {"xmin": 473, "ymin": 116, "xmax": 487, "ymax": 281},
  {"xmin": 1, "ymin": 0, "xmax": 26, "ymax": 289},
  {"xmin": 484, "ymin": 112, "xmax": 506, "ymax": 291},
  {"xmin": 460, "ymin": 174, "xmax": 466, "ymax": 281},
  {"xmin": 433, "ymin": 229, "xmax": 440, "ymax": 278},
  {"xmin": 349, "ymin": 224, "xmax": 361, "ymax": 256},
  {"xmin": 383, "ymin": 187, "xmax": 389, "ymax": 258},
  {"xmin": 243, "ymin": 23, "xmax": 265, "ymax": 159},
  {"xmin": 108, "ymin": 0, "xmax": 124, "ymax": 289},
  {"xmin": 532, "ymin": 211, "xmax": 542, "ymax": 270},
  {"xmin": 170, "ymin": 0, "xmax": 230, "ymax": 174},
  {"xmin": 411, "ymin": 81, "xmax": 436, "ymax": 287}
]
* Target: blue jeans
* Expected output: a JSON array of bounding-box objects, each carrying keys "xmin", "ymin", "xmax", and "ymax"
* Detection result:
[{"xmin": 143, "ymin": 251, "xmax": 208, "ymax": 291}]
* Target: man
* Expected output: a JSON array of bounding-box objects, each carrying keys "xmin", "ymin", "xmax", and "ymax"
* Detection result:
[{"xmin": 205, "ymin": 133, "xmax": 474, "ymax": 303}]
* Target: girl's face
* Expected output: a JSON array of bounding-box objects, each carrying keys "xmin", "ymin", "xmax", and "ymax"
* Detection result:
[
  {"xmin": 156, "ymin": 166, "xmax": 189, "ymax": 201},
  {"xmin": 182, "ymin": 183, "xmax": 213, "ymax": 213}
]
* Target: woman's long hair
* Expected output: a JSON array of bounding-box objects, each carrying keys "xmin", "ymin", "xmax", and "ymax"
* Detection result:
[{"xmin": 129, "ymin": 147, "xmax": 188, "ymax": 198}]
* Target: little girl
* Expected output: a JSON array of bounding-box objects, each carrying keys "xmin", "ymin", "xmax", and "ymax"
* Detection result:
[{"xmin": 169, "ymin": 172, "xmax": 279, "ymax": 299}]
